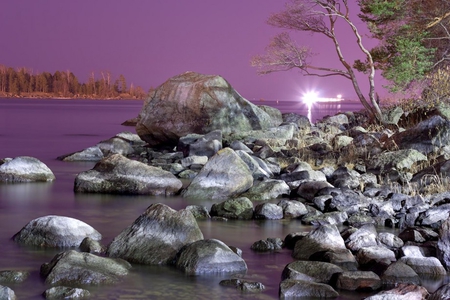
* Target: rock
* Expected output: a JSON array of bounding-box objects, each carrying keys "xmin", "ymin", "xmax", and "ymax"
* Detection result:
[
  {"xmin": 43, "ymin": 286, "xmax": 90, "ymax": 299},
  {"xmin": 210, "ymin": 197, "xmax": 253, "ymax": 220},
  {"xmin": 241, "ymin": 179, "xmax": 290, "ymax": 201},
  {"xmin": 279, "ymin": 279, "xmax": 339, "ymax": 299},
  {"xmin": 365, "ymin": 284, "xmax": 429, "ymax": 299},
  {"xmin": 367, "ymin": 149, "xmax": 427, "ymax": 177},
  {"xmin": 177, "ymin": 130, "xmax": 223, "ymax": 158},
  {"xmin": 229, "ymin": 140, "xmax": 253, "ymax": 153},
  {"xmin": 228, "ymin": 124, "xmax": 295, "ymax": 144},
  {"xmin": 219, "ymin": 278, "xmax": 265, "ymax": 292},
  {"xmin": 250, "ymin": 237, "xmax": 283, "ymax": 252},
  {"xmin": 356, "ymin": 246, "xmax": 396, "ymax": 267},
  {"xmin": 330, "ymin": 167, "xmax": 361, "ymax": 189},
  {"xmin": 278, "ymin": 199, "xmax": 308, "ymax": 219},
  {"xmin": 106, "ymin": 203, "xmax": 203, "ymax": 265},
  {"xmin": 334, "ymin": 271, "xmax": 381, "ymax": 291},
  {"xmin": 74, "ymin": 154, "xmax": 182, "ymax": 195},
  {"xmin": 293, "ymin": 224, "xmax": 346, "ymax": 260},
  {"xmin": 79, "ymin": 237, "xmax": 104, "ymax": 254},
  {"xmin": 389, "ymin": 115, "xmax": 450, "ymax": 154},
  {"xmin": 13, "ymin": 215, "xmax": 101, "ymax": 248},
  {"xmin": 283, "ymin": 232, "xmax": 308, "ymax": 250},
  {"xmin": 281, "ymin": 260, "xmax": 343, "ymax": 284},
  {"xmin": 345, "ymin": 224, "xmax": 378, "ymax": 252},
  {"xmin": 381, "ymin": 261, "xmax": 420, "ymax": 287},
  {"xmin": 185, "ymin": 205, "xmax": 211, "ymax": 219},
  {"xmin": 96, "ymin": 137, "xmax": 135, "ymax": 156},
  {"xmin": 180, "ymin": 155, "xmax": 208, "ymax": 168},
  {"xmin": 429, "ymin": 283, "xmax": 450, "ymax": 300},
  {"xmin": 253, "ymin": 203, "xmax": 283, "ymax": 220},
  {"xmin": 282, "ymin": 112, "xmax": 311, "ymax": 131},
  {"xmin": 0, "ymin": 156, "xmax": 55, "ymax": 182},
  {"xmin": 320, "ymin": 249, "xmax": 359, "ymax": 271},
  {"xmin": 308, "ymin": 211, "xmax": 348, "ymax": 226},
  {"xmin": 58, "ymin": 146, "xmax": 104, "ymax": 161},
  {"xmin": 136, "ymin": 71, "xmax": 276, "ymax": 147},
  {"xmin": 399, "ymin": 256, "xmax": 446, "ymax": 276},
  {"xmin": 0, "ymin": 285, "xmax": 16, "ymax": 300},
  {"xmin": 235, "ymin": 150, "xmax": 272, "ymax": 179},
  {"xmin": 280, "ymin": 169, "xmax": 327, "ymax": 189},
  {"xmin": 41, "ymin": 250, "xmax": 131, "ymax": 285},
  {"xmin": 377, "ymin": 232, "xmax": 404, "ymax": 250},
  {"xmin": 0, "ymin": 270, "xmax": 29, "ymax": 283},
  {"xmin": 175, "ymin": 239, "xmax": 247, "ymax": 275},
  {"xmin": 437, "ymin": 217, "xmax": 450, "ymax": 269},
  {"xmin": 296, "ymin": 181, "xmax": 334, "ymax": 201},
  {"xmin": 182, "ymin": 148, "xmax": 253, "ymax": 200},
  {"xmin": 417, "ymin": 204, "xmax": 450, "ymax": 227},
  {"xmin": 259, "ymin": 104, "xmax": 283, "ymax": 127}
]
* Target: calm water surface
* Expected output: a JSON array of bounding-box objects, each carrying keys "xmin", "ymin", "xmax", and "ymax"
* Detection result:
[{"xmin": 0, "ymin": 98, "xmax": 383, "ymax": 299}]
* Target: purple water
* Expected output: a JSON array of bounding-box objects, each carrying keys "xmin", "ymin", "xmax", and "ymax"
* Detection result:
[{"xmin": 0, "ymin": 98, "xmax": 384, "ymax": 299}]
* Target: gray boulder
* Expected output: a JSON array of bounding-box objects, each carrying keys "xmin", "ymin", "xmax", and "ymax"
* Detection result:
[
  {"xmin": 334, "ymin": 271, "xmax": 381, "ymax": 291},
  {"xmin": 437, "ymin": 217, "xmax": 450, "ymax": 269},
  {"xmin": 74, "ymin": 154, "xmax": 182, "ymax": 195},
  {"xmin": 235, "ymin": 150, "xmax": 272, "ymax": 179},
  {"xmin": 210, "ymin": 197, "xmax": 254, "ymax": 220},
  {"xmin": 282, "ymin": 112, "xmax": 311, "ymax": 131},
  {"xmin": 356, "ymin": 246, "xmax": 396, "ymax": 267},
  {"xmin": 281, "ymin": 260, "xmax": 343, "ymax": 284},
  {"xmin": 177, "ymin": 130, "xmax": 222, "ymax": 158},
  {"xmin": 43, "ymin": 286, "xmax": 90, "ymax": 299},
  {"xmin": 13, "ymin": 215, "xmax": 101, "ymax": 248},
  {"xmin": 219, "ymin": 278, "xmax": 265, "ymax": 292},
  {"xmin": 399, "ymin": 256, "xmax": 446, "ymax": 276},
  {"xmin": 96, "ymin": 137, "xmax": 135, "ymax": 156},
  {"xmin": 241, "ymin": 179, "xmax": 290, "ymax": 201},
  {"xmin": 58, "ymin": 146, "xmax": 104, "ymax": 161},
  {"xmin": 279, "ymin": 279, "xmax": 339, "ymax": 299},
  {"xmin": 182, "ymin": 148, "xmax": 253, "ymax": 200},
  {"xmin": 364, "ymin": 284, "xmax": 429, "ymax": 300},
  {"xmin": 0, "ymin": 286, "xmax": 16, "ymax": 300},
  {"xmin": 136, "ymin": 71, "xmax": 276, "ymax": 147},
  {"xmin": 175, "ymin": 239, "xmax": 247, "ymax": 275},
  {"xmin": 278, "ymin": 200, "xmax": 308, "ymax": 219},
  {"xmin": 345, "ymin": 224, "xmax": 378, "ymax": 252},
  {"xmin": 106, "ymin": 203, "xmax": 203, "ymax": 265},
  {"xmin": 367, "ymin": 149, "xmax": 427, "ymax": 177},
  {"xmin": 41, "ymin": 250, "xmax": 131, "ymax": 285},
  {"xmin": 0, "ymin": 156, "xmax": 55, "ymax": 182},
  {"xmin": 381, "ymin": 261, "xmax": 420, "ymax": 286},
  {"xmin": 253, "ymin": 203, "xmax": 283, "ymax": 220},
  {"xmin": 251, "ymin": 237, "xmax": 283, "ymax": 252}
]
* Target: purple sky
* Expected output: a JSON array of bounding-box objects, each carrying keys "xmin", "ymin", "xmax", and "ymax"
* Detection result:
[{"xmin": 1, "ymin": 1, "xmax": 387, "ymax": 101}]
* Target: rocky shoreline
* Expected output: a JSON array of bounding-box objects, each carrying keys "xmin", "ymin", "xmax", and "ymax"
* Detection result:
[{"xmin": 2, "ymin": 72, "xmax": 450, "ymax": 299}]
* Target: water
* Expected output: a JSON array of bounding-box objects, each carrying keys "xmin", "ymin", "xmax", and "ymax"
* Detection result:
[{"xmin": 0, "ymin": 98, "xmax": 371, "ymax": 299}]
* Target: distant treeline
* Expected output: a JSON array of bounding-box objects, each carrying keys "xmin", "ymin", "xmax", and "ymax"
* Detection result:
[{"xmin": 0, "ymin": 64, "xmax": 148, "ymax": 99}]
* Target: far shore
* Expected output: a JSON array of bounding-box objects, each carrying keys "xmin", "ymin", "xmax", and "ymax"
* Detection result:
[{"xmin": 0, "ymin": 92, "xmax": 145, "ymax": 100}]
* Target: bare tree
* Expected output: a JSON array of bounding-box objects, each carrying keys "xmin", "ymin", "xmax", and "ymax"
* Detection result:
[{"xmin": 252, "ymin": 0, "xmax": 383, "ymax": 121}]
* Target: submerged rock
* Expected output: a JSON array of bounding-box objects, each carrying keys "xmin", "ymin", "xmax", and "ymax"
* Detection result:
[
  {"xmin": 0, "ymin": 156, "xmax": 55, "ymax": 182},
  {"xmin": 43, "ymin": 286, "xmax": 90, "ymax": 299}
]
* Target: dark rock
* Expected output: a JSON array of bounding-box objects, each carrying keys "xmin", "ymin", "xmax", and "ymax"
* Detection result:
[
  {"xmin": 279, "ymin": 279, "xmax": 339, "ymax": 299},
  {"xmin": 334, "ymin": 271, "xmax": 381, "ymax": 291},
  {"xmin": 79, "ymin": 237, "xmax": 104, "ymax": 254},
  {"xmin": 185, "ymin": 205, "xmax": 211, "ymax": 219},
  {"xmin": 282, "ymin": 260, "xmax": 343, "ymax": 284},
  {"xmin": 210, "ymin": 197, "xmax": 253, "ymax": 220},
  {"xmin": 250, "ymin": 238, "xmax": 283, "ymax": 252},
  {"xmin": 0, "ymin": 270, "xmax": 29, "ymax": 283},
  {"xmin": 177, "ymin": 130, "xmax": 222, "ymax": 158},
  {"xmin": 219, "ymin": 278, "xmax": 265, "ymax": 292},
  {"xmin": 43, "ymin": 286, "xmax": 90, "ymax": 299}
]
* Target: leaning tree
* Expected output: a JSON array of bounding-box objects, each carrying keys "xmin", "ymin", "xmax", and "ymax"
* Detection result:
[{"xmin": 252, "ymin": 0, "xmax": 383, "ymax": 122}]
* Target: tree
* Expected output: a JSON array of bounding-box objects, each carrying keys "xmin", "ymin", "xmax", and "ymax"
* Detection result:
[
  {"xmin": 358, "ymin": 0, "xmax": 450, "ymax": 91},
  {"xmin": 252, "ymin": 0, "xmax": 383, "ymax": 121}
]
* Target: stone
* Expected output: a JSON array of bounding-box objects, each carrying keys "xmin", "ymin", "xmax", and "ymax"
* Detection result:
[
  {"xmin": 367, "ymin": 149, "xmax": 427, "ymax": 176},
  {"xmin": 381, "ymin": 261, "xmax": 420, "ymax": 287},
  {"xmin": 79, "ymin": 237, "xmax": 104, "ymax": 254},
  {"xmin": 253, "ymin": 203, "xmax": 283, "ymax": 220},
  {"xmin": 399, "ymin": 256, "xmax": 446, "ymax": 277},
  {"xmin": 437, "ymin": 218, "xmax": 450, "ymax": 269},
  {"xmin": 74, "ymin": 154, "xmax": 182, "ymax": 195},
  {"xmin": 96, "ymin": 137, "xmax": 135, "ymax": 156},
  {"xmin": 345, "ymin": 224, "xmax": 378, "ymax": 252},
  {"xmin": 58, "ymin": 146, "xmax": 104, "ymax": 161},
  {"xmin": 429, "ymin": 283, "xmax": 450, "ymax": 300},
  {"xmin": 278, "ymin": 199, "xmax": 308, "ymax": 219},
  {"xmin": 250, "ymin": 237, "xmax": 283, "ymax": 252},
  {"xmin": 281, "ymin": 260, "xmax": 343, "ymax": 284},
  {"xmin": 177, "ymin": 130, "xmax": 223, "ymax": 158},
  {"xmin": 13, "ymin": 215, "xmax": 101, "ymax": 248},
  {"xmin": 279, "ymin": 279, "xmax": 339, "ymax": 299},
  {"xmin": 136, "ymin": 72, "xmax": 276, "ymax": 147},
  {"xmin": 356, "ymin": 246, "xmax": 396, "ymax": 267},
  {"xmin": 235, "ymin": 150, "xmax": 272, "ymax": 179},
  {"xmin": 334, "ymin": 271, "xmax": 381, "ymax": 291},
  {"xmin": 106, "ymin": 203, "xmax": 203, "ymax": 265},
  {"xmin": 0, "ymin": 285, "xmax": 16, "ymax": 300},
  {"xmin": 175, "ymin": 239, "xmax": 247, "ymax": 275},
  {"xmin": 210, "ymin": 197, "xmax": 254, "ymax": 220},
  {"xmin": 0, "ymin": 271, "xmax": 29, "ymax": 283},
  {"xmin": 41, "ymin": 250, "xmax": 131, "ymax": 285},
  {"xmin": 185, "ymin": 205, "xmax": 211, "ymax": 219},
  {"xmin": 364, "ymin": 284, "xmax": 429, "ymax": 300},
  {"xmin": 219, "ymin": 278, "xmax": 265, "ymax": 292},
  {"xmin": 43, "ymin": 286, "xmax": 91, "ymax": 299},
  {"xmin": 0, "ymin": 156, "xmax": 55, "ymax": 182},
  {"xmin": 241, "ymin": 179, "xmax": 290, "ymax": 201},
  {"xmin": 282, "ymin": 112, "xmax": 311, "ymax": 131}
]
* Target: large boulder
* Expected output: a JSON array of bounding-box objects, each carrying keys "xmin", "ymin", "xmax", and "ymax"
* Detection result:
[
  {"xmin": 175, "ymin": 239, "xmax": 247, "ymax": 275},
  {"xmin": 210, "ymin": 197, "xmax": 254, "ymax": 220},
  {"xmin": 41, "ymin": 250, "xmax": 131, "ymax": 285},
  {"xmin": 74, "ymin": 154, "xmax": 182, "ymax": 195},
  {"xmin": 136, "ymin": 71, "xmax": 277, "ymax": 147},
  {"xmin": 12, "ymin": 215, "xmax": 101, "ymax": 248},
  {"xmin": 182, "ymin": 148, "xmax": 253, "ymax": 200},
  {"xmin": 0, "ymin": 156, "xmax": 55, "ymax": 182},
  {"xmin": 106, "ymin": 203, "xmax": 203, "ymax": 265}
]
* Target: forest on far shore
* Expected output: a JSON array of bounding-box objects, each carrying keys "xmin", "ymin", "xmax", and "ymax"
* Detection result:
[{"xmin": 0, "ymin": 64, "xmax": 148, "ymax": 99}]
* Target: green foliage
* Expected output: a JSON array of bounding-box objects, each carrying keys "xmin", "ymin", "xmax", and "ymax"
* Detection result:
[{"xmin": 361, "ymin": 0, "xmax": 404, "ymax": 18}]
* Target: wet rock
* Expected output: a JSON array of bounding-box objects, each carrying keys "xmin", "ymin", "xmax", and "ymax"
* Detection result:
[
  {"xmin": 281, "ymin": 261, "xmax": 343, "ymax": 284},
  {"xmin": 13, "ymin": 215, "xmax": 101, "ymax": 248},
  {"xmin": 0, "ymin": 156, "xmax": 55, "ymax": 182},
  {"xmin": 241, "ymin": 179, "xmax": 290, "ymax": 201},
  {"xmin": 182, "ymin": 148, "xmax": 253, "ymax": 200},
  {"xmin": 175, "ymin": 239, "xmax": 247, "ymax": 275},
  {"xmin": 43, "ymin": 286, "xmax": 90, "ymax": 299},
  {"xmin": 364, "ymin": 283, "xmax": 429, "ymax": 300},
  {"xmin": 74, "ymin": 154, "xmax": 183, "ymax": 195},
  {"xmin": 437, "ymin": 218, "xmax": 450, "ymax": 269},
  {"xmin": 399, "ymin": 256, "xmax": 446, "ymax": 277},
  {"xmin": 319, "ymin": 249, "xmax": 359, "ymax": 271},
  {"xmin": 0, "ymin": 270, "xmax": 29, "ymax": 283},
  {"xmin": 210, "ymin": 197, "xmax": 253, "ymax": 220},
  {"xmin": 235, "ymin": 150, "xmax": 272, "ymax": 179},
  {"xmin": 79, "ymin": 237, "xmax": 104, "ymax": 254},
  {"xmin": 283, "ymin": 232, "xmax": 308, "ymax": 250},
  {"xmin": 381, "ymin": 261, "xmax": 420, "ymax": 287},
  {"xmin": 96, "ymin": 136, "xmax": 135, "ymax": 156},
  {"xmin": 345, "ymin": 224, "xmax": 378, "ymax": 252},
  {"xmin": 219, "ymin": 278, "xmax": 265, "ymax": 292},
  {"xmin": 41, "ymin": 250, "xmax": 131, "ymax": 286},
  {"xmin": 58, "ymin": 146, "xmax": 104, "ymax": 161},
  {"xmin": 253, "ymin": 203, "xmax": 283, "ymax": 220},
  {"xmin": 185, "ymin": 205, "xmax": 211, "ymax": 219},
  {"xmin": 106, "ymin": 203, "xmax": 203, "ymax": 265},
  {"xmin": 334, "ymin": 271, "xmax": 381, "ymax": 291},
  {"xmin": 177, "ymin": 130, "xmax": 222, "ymax": 158},
  {"xmin": 279, "ymin": 279, "xmax": 339, "ymax": 299},
  {"xmin": 250, "ymin": 237, "xmax": 283, "ymax": 252},
  {"xmin": 136, "ymin": 72, "xmax": 275, "ymax": 147},
  {"xmin": 356, "ymin": 246, "xmax": 396, "ymax": 268},
  {"xmin": 277, "ymin": 199, "xmax": 308, "ymax": 219},
  {"xmin": 293, "ymin": 224, "xmax": 346, "ymax": 260},
  {"xmin": 429, "ymin": 283, "xmax": 450, "ymax": 300},
  {"xmin": 0, "ymin": 285, "xmax": 16, "ymax": 300}
]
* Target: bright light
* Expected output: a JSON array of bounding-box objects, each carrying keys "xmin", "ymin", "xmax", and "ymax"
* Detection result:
[
  {"xmin": 302, "ymin": 91, "xmax": 318, "ymax": 105},
  {"xmin": 337, "ymin": 94, "xmax": 342, "ymax": 99}
]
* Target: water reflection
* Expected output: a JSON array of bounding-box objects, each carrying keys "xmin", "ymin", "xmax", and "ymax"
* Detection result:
[{"xmin": 0, "ymin": 182, "xmax": 53, "ymax": 207}]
